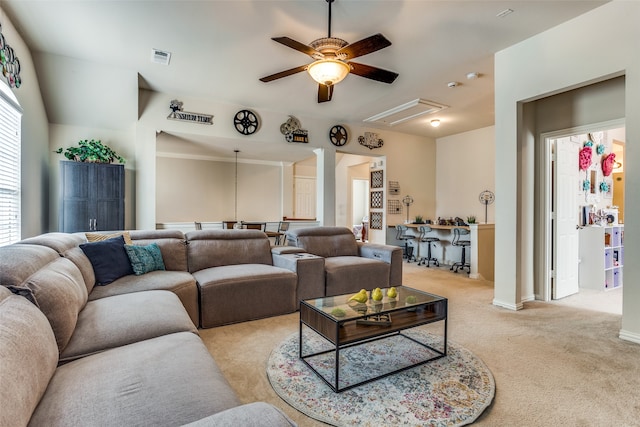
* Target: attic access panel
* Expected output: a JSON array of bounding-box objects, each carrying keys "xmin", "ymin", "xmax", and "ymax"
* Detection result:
[{"xmin": 363, "ymin": 98, "xmax": 448, "ymax": 127}]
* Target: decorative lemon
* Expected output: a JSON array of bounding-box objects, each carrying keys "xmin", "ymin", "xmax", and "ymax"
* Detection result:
[{"xmin": 405, "ymin": 295, "xmax": 417, "ymax": 304}]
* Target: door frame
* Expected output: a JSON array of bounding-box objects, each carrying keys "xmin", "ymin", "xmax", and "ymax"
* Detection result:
[{"xmin": 538, "ymin": 119, "xmax": 625, "ymax": 301}]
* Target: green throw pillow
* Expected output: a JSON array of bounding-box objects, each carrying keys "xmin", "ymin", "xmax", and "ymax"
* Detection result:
[{"xmin": 124, "ymin": 243, "xmax": 166, "ymax": 275}]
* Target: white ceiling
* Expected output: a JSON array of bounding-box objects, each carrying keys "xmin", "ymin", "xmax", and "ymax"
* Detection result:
[{"xmin": 2, "ymin": 0, "xmax": 607, "ymax": 160}]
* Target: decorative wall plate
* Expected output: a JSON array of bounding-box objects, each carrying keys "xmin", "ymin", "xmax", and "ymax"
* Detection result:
[
  {"xmin": 329, "ymin": 125, "xmax": 348, "ymax": 146},
  {"xmin": 234, "ymin": 109, "xmax": 259, "ymax": 135}
]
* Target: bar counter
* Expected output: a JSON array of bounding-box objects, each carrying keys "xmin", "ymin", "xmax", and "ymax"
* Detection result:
[{"xmin": 387, "ymin": 223, "xmax": 494, "ymax": 281}]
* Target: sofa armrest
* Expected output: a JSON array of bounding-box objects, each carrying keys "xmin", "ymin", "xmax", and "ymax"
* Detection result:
[
  {"xmin": 358, "ymin": 243, "xmax": 403, "ymax": 286},
  {"xmin": 271, "ymin": 246, "xmax": 306, "ymax": 255},
  {"xmin": 181, "ymin": 402, "xmax": 297, "ymax": 427},
  {"xmin": 272, "ymin": 253, "xmax": 325, "ymax": 303}
]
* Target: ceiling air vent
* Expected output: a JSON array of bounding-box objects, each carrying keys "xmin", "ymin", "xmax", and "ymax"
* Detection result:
[
  {"xmin": 363, "ymin": 98, "xmax": 448, "ymax": 127},
  {"xmin": 151, "ymin": 48, "xmax": 171, "ymax": 65}
]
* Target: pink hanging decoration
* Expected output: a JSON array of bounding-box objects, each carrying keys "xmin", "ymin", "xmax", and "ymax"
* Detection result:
[
  {"xmin": 602, "ymin": 152, "xmax": 616, "ymax": 177},
  {"xmin": 579, "ymin": 146, "xmax": 592, "ymax": 170}
]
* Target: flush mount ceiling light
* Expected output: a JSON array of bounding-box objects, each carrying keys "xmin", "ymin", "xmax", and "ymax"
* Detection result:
[
  {"xmin": 430, "ymin": 119, "xmax": 441, "ymax": 128},
  {"xmin": 466, "ymin": 72, "xmax": 479, "ymax": 80}
]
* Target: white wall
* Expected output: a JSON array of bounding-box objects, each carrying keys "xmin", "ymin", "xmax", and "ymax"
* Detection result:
[
  {"xmin": 436, "ymin": 126, "xmax": 495, "ymax": 223},
  {"xmin": 494, "ymin": 1, "xmax": 640, "ymax": 343},
  {"xmin": 0, "ymin": 8, "xmax": 50, "ymax": 239}
]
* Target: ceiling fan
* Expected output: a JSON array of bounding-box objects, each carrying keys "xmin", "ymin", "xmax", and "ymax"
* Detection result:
[{"xmin": 259, "ymin": 0, "xmax": 399, "ymax": 103}]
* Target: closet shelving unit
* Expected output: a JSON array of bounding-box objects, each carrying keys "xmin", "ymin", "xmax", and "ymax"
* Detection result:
[{"xmin": 579, "ymin": 225, "xmax": 624, "ymax": 290}]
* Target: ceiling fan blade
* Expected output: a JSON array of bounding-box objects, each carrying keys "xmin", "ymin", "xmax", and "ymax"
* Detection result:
[
  {"xmin": 272, "ymin": 37, "xmax": 320, "ymax": 57},
  {"xmin": 259, "ymin": 65, "xmax": 308, "ymax": 82},
  {"xmin": 349, "ymin": 62, "xmax": 398, "ymax": 84},
  {"xmin": 336, "ymin": 33, "xmax": 392, "ymax": 59},
  {"xmin": 318, "ymin": 84, "xmax": 333, "ymax": 103}
]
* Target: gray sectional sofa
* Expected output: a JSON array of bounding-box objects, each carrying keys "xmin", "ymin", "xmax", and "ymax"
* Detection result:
[{"xmin": 0, "ymin": 227, "xmax": 401, "ymax": 426}]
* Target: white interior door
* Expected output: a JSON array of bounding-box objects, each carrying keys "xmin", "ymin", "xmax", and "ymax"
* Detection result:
[
  {"xmin": 553, "ymin": 136, "xmax": 580, "ymax": 299},
  {"xmin": 294, "ymin": 177, "xmax": 316, "ymax": 219}
]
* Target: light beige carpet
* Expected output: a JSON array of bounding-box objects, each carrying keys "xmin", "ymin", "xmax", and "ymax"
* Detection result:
[{"xmin": 199, "ymin": 262, "xmax": 640, "ymax": 426}]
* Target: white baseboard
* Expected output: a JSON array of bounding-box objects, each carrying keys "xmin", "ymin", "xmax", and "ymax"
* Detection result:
[
  {"xmin": 619, "ymin": 329, "xmax": 640, "ymax": 345},
  {"xmin": 492, "ymin": 299, "xmax": 524, "ymax": 311}
]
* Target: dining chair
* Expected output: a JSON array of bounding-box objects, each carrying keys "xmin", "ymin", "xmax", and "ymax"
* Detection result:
[
  {"xmin": 275, "ymin": 221, "xmax": 290, "ymax": 245},
  {"xmin": 242, "ymin": 221, "xmax": 266, "ymax": 231}
]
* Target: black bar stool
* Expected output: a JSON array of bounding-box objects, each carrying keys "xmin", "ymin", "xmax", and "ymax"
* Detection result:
[
  {"xmin": 450, "ymin": 227, "xmax": 470, "ymax": 273},
  {"xmin": 395, "ymin": 224, "xmax": 416, "ymax": 262},
  {"xmin": 417, "ymin": 225, "xmax": 440, "ymax": 267}
]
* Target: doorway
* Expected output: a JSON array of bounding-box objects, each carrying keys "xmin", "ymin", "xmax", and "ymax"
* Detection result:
[
  {"xmin": 541, "ymin": 121, "xmax": 625, "ymax": 302},
  {"xmin": 294, "ymin": 177, "xmax": 316, "ymax": 219},
  {"xmin": 352, "ymin": 178, "xmax": 369, "ymax": 240}
]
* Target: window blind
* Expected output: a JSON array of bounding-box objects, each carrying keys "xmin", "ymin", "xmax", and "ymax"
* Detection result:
[{"xmin": 0, "ymin": 83, "xmax": 22, "ymax": 246}]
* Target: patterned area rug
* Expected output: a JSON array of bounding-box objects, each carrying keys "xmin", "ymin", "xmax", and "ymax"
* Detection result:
[{"xmin": 267, "ymin": 328, "xmax": 494, "ymax": 426}]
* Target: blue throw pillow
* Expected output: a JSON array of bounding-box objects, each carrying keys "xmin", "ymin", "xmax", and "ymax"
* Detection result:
[
  {"xmin": 80, "ymin": 235, "xmax": 134, "ymax": 285},
  {"xmin": 124, "ymin": 243, "xmax": 166, "ymax": 275}
]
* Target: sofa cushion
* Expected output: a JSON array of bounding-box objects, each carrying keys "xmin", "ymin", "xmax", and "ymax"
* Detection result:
[
  {"xmin": 88, "ymin": 270, "xmax": 199, "ymax": 326},
  {"xmin": 0, "ymin": 244, "xmax": 59, "ymax": 288},
  {"xmin": 12, "ymin": 257, "xmax": 88, "ymax": 352},
  {"xmin": 287, "ymin": 226, "xmax": 359, "ymax": 258},
  {"xmin": 60, "ymin": 290, "xmax": 197, "ymax": 363},
  {"xmin": 125, "ymin": 243, "xmax": 166, "ymax": 275},
  {"xmin": 324, "ymin": 256, "xmax": 390, "ymax": 297},
  {"xmin": 129, "ymin": 230, "xmax": 189, "ymax": 271},
  {"xmin": 186, "ymin": 229, "xmax": 273, "ymax": 272},
  {"xmin": 0, "ymin": 287, "xmax": 59, "ymax": 427},
  {"xmin": 194, "ymin": 264, "xmax": 297, "ymax": 328},
  {"xmin": 29, "ymin": 332, "xmax": 241, "ymax": 427},
  {"xmin": 80, "ymin": 235, "xmax": 134, "ymax": 285},
  {"xmin": 18, "ymin": 233, "xmax": 98, "ymax": 293}
]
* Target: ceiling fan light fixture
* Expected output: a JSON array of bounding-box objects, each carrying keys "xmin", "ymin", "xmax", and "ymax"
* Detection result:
[{"xmin": 307, "ymin": 59, "xmax": 350, "ymax": 86}]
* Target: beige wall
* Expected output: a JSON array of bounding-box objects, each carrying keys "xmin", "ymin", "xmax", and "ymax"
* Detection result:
[
  {"xmin": 156, "ymin": 155, "xmax": 282, "ymax": 223},
  {"xmin": 0, "ymin": 8, "xmax": 50, "ymax": 239},
  {"xmin": 435, "ymin": 126, "xmax": 495, "ymax": 224}
]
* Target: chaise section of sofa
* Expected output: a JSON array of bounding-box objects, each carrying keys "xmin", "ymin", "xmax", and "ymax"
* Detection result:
[{"xmin": 0, "ymin": 284, "xmax": 244, "ymax": 427}]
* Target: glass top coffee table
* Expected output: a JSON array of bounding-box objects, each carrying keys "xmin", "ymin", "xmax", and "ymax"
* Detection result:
[{"xmin": 299, "ymin": 285, "xmax": 447, "ymax": 392}]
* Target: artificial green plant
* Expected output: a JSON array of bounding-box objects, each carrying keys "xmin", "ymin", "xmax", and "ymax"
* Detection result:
[{"xmin": 55, "ymin": 139, "xmax": 125, "ymax": 164}]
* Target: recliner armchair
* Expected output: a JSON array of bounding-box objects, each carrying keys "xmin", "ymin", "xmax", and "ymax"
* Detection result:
[{"xmin": 285, "ymin": 226, "xmax": 403, "ymax": 297}]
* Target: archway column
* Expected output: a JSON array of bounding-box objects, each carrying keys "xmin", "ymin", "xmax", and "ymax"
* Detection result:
[{"xmin": 314, "ymin": 148, "xmax": 335, "ymax": 226}]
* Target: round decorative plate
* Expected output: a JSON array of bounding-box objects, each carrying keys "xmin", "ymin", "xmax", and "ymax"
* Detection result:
[
  {"xmin": 329, "ymin": 125, "xmax": 348, "ymax": 146},
  {"xmin": 234, "ymin": 109, "xmax": 259, "ymax": 135}
]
